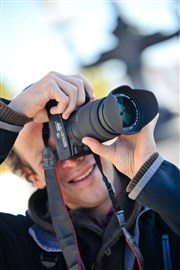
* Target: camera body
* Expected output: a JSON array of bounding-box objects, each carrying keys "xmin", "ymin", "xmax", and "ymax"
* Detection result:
[{"xmin": 46, "ymin": 85, "xmax": 158, "ymax": 160}]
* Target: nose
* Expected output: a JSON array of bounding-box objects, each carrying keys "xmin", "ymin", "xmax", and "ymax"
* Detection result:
[{"xmin": 61, "ymin": 156, "xmax": 84, "ymax": 169}]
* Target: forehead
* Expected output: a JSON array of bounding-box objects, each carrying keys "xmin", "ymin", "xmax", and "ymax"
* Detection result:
[
  {"xmin": 20, "ymin": 122, "xmax": 43, "ymax": 139},
  {"xmin": 14, "ymin": 122, "xmax": 44, "ymax": 152}
]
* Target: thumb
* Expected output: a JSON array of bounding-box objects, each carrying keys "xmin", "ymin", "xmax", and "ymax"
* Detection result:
[{"xmin": 82, "ymin": 137, "xmax": 113, "ymax": 160}]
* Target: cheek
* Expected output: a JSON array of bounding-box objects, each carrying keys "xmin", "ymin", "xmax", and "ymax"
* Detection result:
[
  {"xmin": 55, "ymin": 162, "xmax": 63, "ymax": 181},
  {"xmin": 34, "ymin": 161, "xmax": 46, "ymax": 185},
  {"xmin": 39, "ymin": 165, "xmax": 46, "ymax": 180},
  {"xmin": 48, "ymin": 132, "xmax": 56, "ymax": 149}
]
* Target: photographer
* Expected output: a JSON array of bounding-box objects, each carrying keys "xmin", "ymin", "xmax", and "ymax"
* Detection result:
[{"xmin": 0, "ymin": 71, "xmax": 180, "ymax": 270}]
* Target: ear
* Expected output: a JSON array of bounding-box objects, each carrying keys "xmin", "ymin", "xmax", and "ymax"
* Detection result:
[
  {"xmin": 29, "ymin": 174, "xmax": 46, "ymax": 189},
  {"xmin": 21, "ymin": 167, "xmax": 46, "ymax": 189}
]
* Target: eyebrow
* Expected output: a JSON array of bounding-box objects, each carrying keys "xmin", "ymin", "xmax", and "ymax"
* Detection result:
[{"xmin": 14, "ymin": 148, "xmax": 39, "ymax": 176}]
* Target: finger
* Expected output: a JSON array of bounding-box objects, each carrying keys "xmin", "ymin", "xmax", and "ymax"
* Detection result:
[
  {"xmin": 46, "ymin": 83, "xmax": 70, "ymax": 115},
  {"xmin": 33, "ymin": 71, "xmax": 95, "ymax": 120},
  {"xmin": 149, "ymin": 113, "xmax": 159, "ymax": 128},
  {"xmin": 119, "ymin": 113, "xmax": 159, "ymax": 144},
  {"xmin": 53, "ymin": 74, "xmax": 94, "ymax": 119},
  {"xmin": 135, "ymin": 113, "xmax": 159, "ymax": 144},
  {"xmin": 43, "ymin": 73, "xmax": 78, "ymax": 118},
  {"xmin": 54, "ymin": 77, "xmax": 78, "ymax": 119},
  {"xmin": 53, "ymin": 72, "xmax": 95, "ymax": 100},
  {"xmin": 62, "ymin": 76, "xmax": 86, "ymax": 107},
  {"xmin": 72, "ymin": 74, "xmax": 95, "ymax": 100},
  {"xmin": 48, "ymin": 73, "xmax": 86, "ymax": 118},
  {"xmin": 141, "ymin": 113, "xmax": 159, "ymax": 132},
  {"xmin": 82, "ymin": 137, "xmax": 113, "ymax": 161}
]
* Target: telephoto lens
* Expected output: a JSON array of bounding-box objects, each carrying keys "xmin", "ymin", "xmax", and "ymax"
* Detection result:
[
  {"xmin": 47, "ymin": 85, "xmax": 158, "ymax": 160},
  {"xmin": 66, "ymin": 85, "xmax": 158, "ymax": 143}
]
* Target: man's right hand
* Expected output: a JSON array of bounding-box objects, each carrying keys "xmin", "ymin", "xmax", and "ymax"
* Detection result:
[
  {"xmin": 8, "ymin": 71, "xmax": 95, "ymax": 122},
  {"xmin": 83, "ymin": 114, "xmax": 159, "ymax": 179}
]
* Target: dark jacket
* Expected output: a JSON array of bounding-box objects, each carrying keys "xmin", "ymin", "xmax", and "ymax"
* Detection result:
[
  {"xmin": 0, "ymin": 192, "xmax": 180, "ymax": 270},
  {"xmin": 0, "ymin": 102, "xmax": 180, "ymax": 270}
]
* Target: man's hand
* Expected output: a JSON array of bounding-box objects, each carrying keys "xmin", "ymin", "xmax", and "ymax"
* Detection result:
[
  {"xmin": 8, "ymin": 72, "xmax": 95, "ymax": 122},
  {"xmin": 82, "ymin": 114, "xmax": 159, "ymax": 179}
]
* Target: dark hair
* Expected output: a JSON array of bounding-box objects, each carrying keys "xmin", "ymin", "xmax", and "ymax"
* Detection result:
[{"xmin": 5, "ymin": 148, "xmax": 35, "ymax": 183}]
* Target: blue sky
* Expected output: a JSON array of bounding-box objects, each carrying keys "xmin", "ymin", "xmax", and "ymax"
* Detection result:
[
  {"xmin": 0, "ymin": 0, "xmax": 179, "ymax": 214},
  {"xmin": 1, "ymin": 1, "xmax": 179, "ymax": 94}
]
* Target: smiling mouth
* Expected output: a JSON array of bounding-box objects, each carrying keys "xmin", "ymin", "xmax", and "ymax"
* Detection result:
[{"xmin": 69, "ymin": 165, "xmax": 95, "ymax": 183}]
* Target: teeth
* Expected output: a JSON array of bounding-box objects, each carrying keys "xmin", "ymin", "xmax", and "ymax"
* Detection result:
[{"xmin": 73, "ymin": 166, "xmax": 94, "ymax": 182}]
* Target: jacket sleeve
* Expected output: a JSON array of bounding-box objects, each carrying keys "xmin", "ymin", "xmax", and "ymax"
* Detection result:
[
  {"xmin": 0, "ymin": 128, "xmax": 20, "ymax": 164},
  {"xmin": 0, "ymin": 99, "xmax": 32, "ymax": 164},
  {"xmin": 128, "ymin": 157, "xmax": 180, "ymax": 236}
]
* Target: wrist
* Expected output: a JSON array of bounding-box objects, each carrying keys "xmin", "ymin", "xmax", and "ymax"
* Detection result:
[
  {"xmin": 0, "ymin": 99, "xmax": 32, "ymax": 126},
  {"xmin": 126, "ymin": 152, "xmax": 159, "ymax": 193}
]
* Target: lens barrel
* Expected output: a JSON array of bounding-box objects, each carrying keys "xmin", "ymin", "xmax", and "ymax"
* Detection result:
[
  {"xmin": 47, "ymin": 85, "xmax": 158, "ymax": 160},
  {"xmin": 66, "ymin": 85, "xmax": 158, "ymax": 145}
]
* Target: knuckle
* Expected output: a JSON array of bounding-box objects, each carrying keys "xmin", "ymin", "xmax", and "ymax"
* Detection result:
[
  {"xmin": 46, "ymin": 71, "xmax": 55, "ymax": 80},
  {"xmin": 43, "ymin": 72, "xmax": 56, "ymax": 86},
  {"xmin": 70, "ymin": 85, "xmax": 78, "ymax": 95},
  {"xmin": 74, "ymin": 73, "xmax": 84, "ymax": 80},
  {"xmin": 76, "ymin": 79, "xmax": 84, "ymax": 89},
  {"xmin": 61, "ymin": 95, "xmax": 69, "ymax": 105},
  {"xmin": 70, "ymin": 102, "xmax": 76, "ymax": 111},
  {"xmin": 77, "ymin": 96, "xmax": 85, "ymax": 106},
  {"xmin": 73, "ymin": 74, "xmax": 84, "ymax": 86}
]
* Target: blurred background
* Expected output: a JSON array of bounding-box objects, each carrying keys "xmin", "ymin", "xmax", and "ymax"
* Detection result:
[{"xmin": 0, "ymin": 0, "xmax": 179, "ymax": 214}]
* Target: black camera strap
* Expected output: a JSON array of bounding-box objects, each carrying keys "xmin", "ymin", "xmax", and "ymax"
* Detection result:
[
  {"xmin": 93, "ymin": 153, "xmax": 144, "ymax": 270},
  {"xmin": 42, "ymin": 122, "xmax": 144, "ymax": 270},
  {"xmin": 42, "ymin": 123, "xmax": 84, "ymax": 270}
]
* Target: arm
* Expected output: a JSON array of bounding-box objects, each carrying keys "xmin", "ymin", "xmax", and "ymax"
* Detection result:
[
  {"xmin": 82, "ymin": 115, "xmax": 180, "ymax": 235},
  {"xmin": 129, "ymin": 158, "xmax": 180, "ymax": 235}
]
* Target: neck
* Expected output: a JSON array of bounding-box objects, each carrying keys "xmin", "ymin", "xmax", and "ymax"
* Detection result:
[
  {"xmin": 86, "ymin": 168, "xmax": 121, "ymax": 219},
  {"xmin": 88, "ymin": 198, "xmax": 114, "ymax": 219}
]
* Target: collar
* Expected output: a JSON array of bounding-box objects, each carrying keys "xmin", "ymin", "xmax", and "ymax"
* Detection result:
[
  {"xmin": 28, "ymin": 223, "xmax": 61, "ymax": 252},
  {"xmin": 28, "ymin": 175, "xmax": 142, "ymax": 231},
  {"xmin": 28, "ymin": 189, "xmax": 54, "ymax": 233},
  {"xmin": 27, "ymin": 176, "xmax": 141, "ymax": 250}
]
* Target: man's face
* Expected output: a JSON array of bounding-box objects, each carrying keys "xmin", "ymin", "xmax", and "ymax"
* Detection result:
[{"xmin": 14, "ymin": 122, "xmax": 115, "ymax": 211}]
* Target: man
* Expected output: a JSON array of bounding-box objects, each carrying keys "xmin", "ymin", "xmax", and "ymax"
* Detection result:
[{"xmin": 0, "ymin": 71, "xmax": 180, "ymax": 270}]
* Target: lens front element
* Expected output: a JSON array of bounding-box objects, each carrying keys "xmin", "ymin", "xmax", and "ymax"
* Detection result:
[{"xmin": 116, "ymin": 93, "xmax": 139, "ymax": 133}]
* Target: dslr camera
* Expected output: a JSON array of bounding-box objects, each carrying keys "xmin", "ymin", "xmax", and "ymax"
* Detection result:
[{"xmin": 46, "ymin": 85, "xmax": 158, "ymax": 160}]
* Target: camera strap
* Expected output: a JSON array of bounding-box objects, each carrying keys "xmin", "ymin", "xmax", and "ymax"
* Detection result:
[
  {"xmin": 41, "ymin": 122, "xmax": 144, "ymax": 270},
  {"xmin": 42, "ymin": 123, "xmax": 84, "ymax": 270},
  {"xmin": 93, "ymin": 153, "xmax": 144, "ymax": 270}
]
